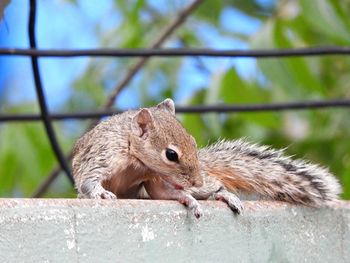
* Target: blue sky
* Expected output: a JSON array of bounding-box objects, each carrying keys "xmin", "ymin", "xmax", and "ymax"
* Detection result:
[{"xmin": 0, "ymin": 0, "xmax": 268, "ymax": 110}]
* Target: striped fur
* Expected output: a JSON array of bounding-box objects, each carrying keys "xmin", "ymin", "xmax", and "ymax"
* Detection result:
[{"xmin": 198, "ymin": 139, "xmax": 341, "ymax": 206}]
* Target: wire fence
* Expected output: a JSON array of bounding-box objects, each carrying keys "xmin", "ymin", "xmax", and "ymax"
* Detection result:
[
  {"xmin": 1, "ymin": 0, "xmax": 350, "ymax": 197},
  {"xmin": 3, "ymin": 46, "xmax": 350, "ymax": 57},
  {"xmin": 1, "ymin": 99, "xmax": 350, "ymax": 123}
]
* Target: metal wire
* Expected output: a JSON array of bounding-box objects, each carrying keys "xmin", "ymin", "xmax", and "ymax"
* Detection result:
[
  {"xmin": 28, "ymin": 0, "xmax": 74, "ymax": 184},
  {"xmin": 1, "ymin": 46, "xmax": 350, "ymax": 58},
  {"xmin": 1, "ymin": 99, "xmax": 350, "ymax": 122},
  {"xmin": 31, "ymin": 0, "xmax": 205, "ymax": 197}
]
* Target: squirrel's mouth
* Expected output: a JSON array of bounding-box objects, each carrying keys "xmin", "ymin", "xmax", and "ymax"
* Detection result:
[
  {"xmin": 161, "ymin": 176, "xmax": 188, "ymax": 190},
  {"xmin": 173, "ymin": 183, "xmax": 184, "ymax": 190}
]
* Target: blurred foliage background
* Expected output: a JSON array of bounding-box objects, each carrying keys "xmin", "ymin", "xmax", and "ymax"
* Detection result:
[{"xmin": 0, "ymin": 0, "xmax": 349, "ymax": 199}]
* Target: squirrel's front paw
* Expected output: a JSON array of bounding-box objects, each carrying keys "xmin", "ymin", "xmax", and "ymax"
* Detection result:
[
  {"xmin": 179, "ymin": 194, "xmax": 203, "ymax": 219},
  {"xmin": 214, "ymin": 189, "xmax": 243, "ymax": 214},
  {"xmin": 90, "ymin": 188, "xmax": 117, "ymax": 199},
  {"xmin": 192, "ymin": 205, "xmax": 203, "ymax": 219}
]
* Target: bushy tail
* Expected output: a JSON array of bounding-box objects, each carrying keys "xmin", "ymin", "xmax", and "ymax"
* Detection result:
[{"xmin": 198, "ymin": 139, "xmax": 341, "ymax": 206}]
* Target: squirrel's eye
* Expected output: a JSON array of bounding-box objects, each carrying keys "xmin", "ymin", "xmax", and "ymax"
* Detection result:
[{"xmin": 165, "ymin": 148, "xmax": 178, "ymax": 162}]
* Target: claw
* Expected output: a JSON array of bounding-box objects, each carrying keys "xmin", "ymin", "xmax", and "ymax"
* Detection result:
[
  {"xmin": 214, "ymin": 190, "xmax": 243, "ymax": 214},
  {"xmin": 179, "ymin": 194, "xmax": 203, "ymax": 218},
  {"xmin": 91, "ymin": 188, "xmax": 117, "ymax": 199},
  {"xmin": 193, "ymin": 207, "xmax": 203, "ymax": 219}
]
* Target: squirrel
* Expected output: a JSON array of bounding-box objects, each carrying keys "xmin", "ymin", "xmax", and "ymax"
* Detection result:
[{"xmin": 72, "ymin": 98, "xmax": 341, "ymax": 218}]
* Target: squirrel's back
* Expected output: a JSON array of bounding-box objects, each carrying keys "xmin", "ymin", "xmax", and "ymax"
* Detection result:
[{"xmin": 199, "ymin": 139, "xmax": 341, "ymax": 206}]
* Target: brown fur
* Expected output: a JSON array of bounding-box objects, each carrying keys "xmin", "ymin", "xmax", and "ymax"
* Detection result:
[
  {"xmin": 192, "ymin": 139, "xmax": 341, "ymax": 208},
  {"xmin": 73, "ymin": 99, "xmax": 341, "ymax": 217},
  {"xmin": 207, "ymin": 167, "xmax": 253, "ymax": 193},
  {"xmin": 72, "ymin": 99, "xmax": 203, "ymax": 217}
]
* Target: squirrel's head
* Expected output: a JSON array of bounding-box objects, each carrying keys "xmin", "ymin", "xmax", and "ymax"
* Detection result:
[{"xmin": 129, "ymin": 98, "xmax": 203, "ymax": 189}]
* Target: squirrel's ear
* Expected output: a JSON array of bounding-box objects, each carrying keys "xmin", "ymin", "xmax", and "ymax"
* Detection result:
[
  {"xmin": 156, "ymin": 98, "xmax": 175, "ymax": 115},
  {"xmin": 131, "ymin": 109, "xmax": 154, "ymax": 138}
]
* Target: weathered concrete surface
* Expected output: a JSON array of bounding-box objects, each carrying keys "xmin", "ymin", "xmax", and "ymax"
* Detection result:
[{"xmin": 0, "ymin": 199, "xmax": 349, "ymax": 263}]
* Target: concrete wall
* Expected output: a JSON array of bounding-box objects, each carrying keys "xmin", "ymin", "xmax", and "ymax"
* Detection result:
[{"xmin": 0, "ymin": 199, "xmax": 349, "ymax": 263}]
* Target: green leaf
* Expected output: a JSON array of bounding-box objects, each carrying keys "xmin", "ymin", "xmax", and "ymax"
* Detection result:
[
  {"xmin": 252, "ymin": 19, "xmax": 325, "ymax": 98},
  {"xmin": 203, "ymin": 71, "xmax": 225, "ymax": 137},
  {"xmin": 195, "ymin": 1, "xmax": 223, "ymax": 25},
  {"xmin": 299, "ymin": 0, "xmax": 350, "ymax": 44},
  {"xmin": 273, "ymin": 20, "xmax": 325, "ymax": 95},
  {"xmin": 0, "ymin": 123, "xmax": 56, "ymax": 196},
  {"xmin": 181, "ymin": 89, "xmax": 208, "ymax": 146},
  {"xmin": 219, "ymin": 67, "xmax": 267, "ymax": 103}
]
